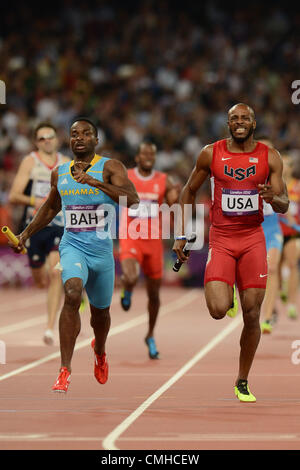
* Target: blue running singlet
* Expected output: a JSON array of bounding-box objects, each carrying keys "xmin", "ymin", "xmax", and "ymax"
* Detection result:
[{"xmin": 57, "ymin": 154, "xmax": 118, "ymax": 309}]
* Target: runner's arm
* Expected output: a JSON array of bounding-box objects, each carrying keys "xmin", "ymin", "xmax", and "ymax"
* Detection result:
[
  {"xmin": 14, "ymin": 168, "xmax": 62, "ymax": 251},
  {"xmin": 165, "ymin": 175, "xmax": 180, "ymax": 206},
  {"xmin": 258, "ymin": 148, "xmax": 289, "ymax": 214},
  {"xmin": 173, "ymin": 145, "xmax": 212, "ymax": 262},
  {"xmin": 8, "ymin": 155, "xmax": 42, "ymax": 208},
  {"xmin": 73, "ymin": 159, "xmax": 140, "ymax": 207}
]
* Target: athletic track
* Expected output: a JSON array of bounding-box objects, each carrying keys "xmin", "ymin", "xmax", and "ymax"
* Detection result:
[{"xmin": 0, "ymin": 284, "xmax": 300, "ymax": 452}]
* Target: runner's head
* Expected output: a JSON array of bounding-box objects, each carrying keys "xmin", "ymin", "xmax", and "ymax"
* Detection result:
[
  {"xmin": 135, "ymin": 141, "xmax": 157, "ymax": 173},
  {"xmin": 227, "ymin": 103, "xmax": 256, "ymax": 144},
  {"xmin": 34, "ymin": 122, "xmax": 58, "ymax": 155},
  {"xmin": 70, "ymin": 118, "xmax": 98, "ymax": 159}
]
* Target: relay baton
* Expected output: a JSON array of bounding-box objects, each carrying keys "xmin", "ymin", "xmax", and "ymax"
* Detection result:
[
  {"xmin": 173, "ymin": 233, "xmax": 197, "ymax": 272},
  {"xmin": 1, "ymin": 226, "xmax": 27, "ymax": 254}
]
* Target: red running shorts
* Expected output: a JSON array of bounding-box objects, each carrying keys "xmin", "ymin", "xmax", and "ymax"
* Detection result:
[
  {"xmin": 119, "ymin": 238, "xmax": 163, "ymax": 280},
  {"xmin": 204, "ymin": 225, "xmax": 268, "ymax": 291}
]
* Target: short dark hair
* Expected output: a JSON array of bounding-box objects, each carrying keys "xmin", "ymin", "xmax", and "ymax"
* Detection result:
[
  {"xmin": 138, "ymin": 140, "xmax": 157, "ymax": 153},
  {"xmin": 71, "ymin": 116, "xmax": 98, "ymax": 137},
  {"xmin": 33, "ymin": 122, "xmax": 57, "ymax": 139}
]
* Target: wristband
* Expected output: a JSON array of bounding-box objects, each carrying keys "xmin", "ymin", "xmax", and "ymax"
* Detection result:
[
  {"xmin": 175, "ymin": 235, "xmax": 187, "ymax": 240},
  {"xmin": 30, "ymin": 195, "xmax": 35, "ymax": 207}
]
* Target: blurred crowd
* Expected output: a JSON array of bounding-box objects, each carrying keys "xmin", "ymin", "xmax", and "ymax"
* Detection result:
[{"xmin": 0, "ymin": 0, "xmax": 300, "ymax": 229}]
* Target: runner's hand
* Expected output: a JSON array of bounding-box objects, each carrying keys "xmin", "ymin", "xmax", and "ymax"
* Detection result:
[
  {"xmin": 8, "ymin": 234, "xmax": 26, "ymax": 254},
  {"xmin": 258, "ymin": 184, "xmax": 275, "ymax": 204},
  {"xmin": 172, "ymin": 239, "xmax": 190, "ymax": 263},
  {"xmin": 73, "ymin": 168, "xmax": 97, "ymax": 187}
]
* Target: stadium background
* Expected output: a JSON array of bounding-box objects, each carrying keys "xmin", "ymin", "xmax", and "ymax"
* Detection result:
[{"xmin": 0, "ymin": 0, "xmax": 299, "ymax": 289}]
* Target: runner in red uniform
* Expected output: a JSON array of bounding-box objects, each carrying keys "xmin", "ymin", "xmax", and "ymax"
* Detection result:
[
  {"xmin": 173, "ymin": 103, "xmax": 289, "ymax": 402},
  {"xmin": 119, "ymin": 141, "xmax": 179, "ymax": 359}
]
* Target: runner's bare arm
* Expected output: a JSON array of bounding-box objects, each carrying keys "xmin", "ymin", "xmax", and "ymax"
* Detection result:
[
  {"xmin": 8, "ymin": 155, "xmax": 41, "ymax": 207},
  {"xmin": 20, "ymin": 168, "xmax": 62, "ymax": 242},
  {"xmin": 258, "ymin": 148, "xmax": 289, "ymax": 213},
  {"xmin": 73, "ymin": 159, "xmax": 139, "ymax": 207},
  {"xmin": 165, "ymin": 175, "xmax": 180, "ymax": 206},
  {"xmin": 173, "ymin": 145, "xmax": 212, "ymax": 262}
]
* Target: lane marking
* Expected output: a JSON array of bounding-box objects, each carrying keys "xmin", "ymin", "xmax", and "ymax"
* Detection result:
[
  {"xmin": 119, "ymin": 433, "xmax": 298, "ymax": 442},
  {"xmin": 0, "ymin": 292, "xmax": 120, "ymax": 337},
  {"xmin": 0, "ymin": 432, "xmax": 297, "ymax": 443},
  {"xmin": 1, "ymin": 293, "xmax": 46, "ymax": 313},
  {"xmin": 0, "ymin": 289, "xmax": 199, "ymax": 383},
  {"xmin": 0, "ymin": 286, "xmax": 188, "ymax": 335},
  {"xmin": 0, "ymin": 316, "xmax": 46, "ymax": 335},
  {"xmin": 0, "ymin": 292, "xmax": 62, "ymax": 335},
  {"xmin": 102, "ymin": 315, "xmax": 243, "ymax": 450}
]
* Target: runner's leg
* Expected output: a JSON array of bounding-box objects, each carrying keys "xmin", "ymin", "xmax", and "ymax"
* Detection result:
[
  {"xmin": 46, "ymin": 250, "xmax": 64, "ymax": 332},
  {"xmin": 145, "ymin": 276, "xmax": 161, "ymax": 339},
  {"xmin": 58, "ymin": 277, "xmax": 82, "ymax": 372},
  {"xmin": 237, "ymin": 287, "xmax": 265, "ymax": 383},
  {"xmin": 90, "ymin": 305, "xmax": 111, "ymax": 355}
]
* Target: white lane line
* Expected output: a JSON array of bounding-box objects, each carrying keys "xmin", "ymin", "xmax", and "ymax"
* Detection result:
[
  {"xmin": 102, "ymin": 315, "xmax": 243, "ymax": 450},
  {"xmin": 0, "ymin": 293, "xmax": 50, "ymax": 335},
  {"xmin": 119, "ymin": 433, "xmax": 298, "ymax": 442},
  {"xmin": 0, "ymin": 289, "xmax": 199, "ymax": 383},
  {"xmin": 0, "ymin": 433, "xmax": 297, "ymax": 442},
  {"xmin": 0, "ymin": 316, "xmax": 46, "ymax": 335},
  {"xmin": 1, "ymin": 293, "xmax": 46, "ymax": 314},
  {"xmin": 0, "ymin": 292, "xmax": 120, "ymax": 337}
]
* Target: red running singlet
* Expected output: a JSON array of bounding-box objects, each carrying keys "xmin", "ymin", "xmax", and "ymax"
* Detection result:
[
  {"xmin": 210, "ymin": 139, "xmax": 269, "ymax": 228},
  {"xmin": 119, "ymin": 168, "xmax": 167, "ymax": 279},
  {"xmin": 204, "ymin": 139, "xmax": 270, "ymax": 290}
]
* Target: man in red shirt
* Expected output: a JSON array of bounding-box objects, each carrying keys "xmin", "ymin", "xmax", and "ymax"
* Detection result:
[
  {"xmin": 119, "ymin": 141, "xmax": 179, "ymax": 359},
  {"xmin": 173, "ymin": 103, "xmax": 289, "ymax": 402}
]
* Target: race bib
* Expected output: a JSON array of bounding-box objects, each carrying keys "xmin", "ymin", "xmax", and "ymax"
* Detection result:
[
  {"xmin": 128, "ymin": 200, "xmax": 159, "ymax": 218},
  {"xmin": 65, "ymin": 204, "xmax": 107, "ymax": 232},
  {"xmin": 222, "ymin": 189, "xmax": 259, "ymax": 216},
  {"xmin": 33, "ymin": 180, "xmax": 51, "ymax": 198}
]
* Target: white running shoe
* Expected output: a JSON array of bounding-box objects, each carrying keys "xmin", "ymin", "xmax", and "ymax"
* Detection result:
[{"xmin": 43, "ymin": 329, "xmax": 54, "ymax": 346}]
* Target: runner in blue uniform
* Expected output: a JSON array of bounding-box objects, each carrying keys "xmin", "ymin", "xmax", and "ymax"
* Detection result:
[
  {"xmin": 260, "ymin": 201, "xmax": 283, "ymax": 333},
  {"xmin": 258, "ymin": 138, "xmax": 284, "ymax": 334},
  {"xmin": 10, "ymin": 118, "xmax": 139, "ymax": 392}
]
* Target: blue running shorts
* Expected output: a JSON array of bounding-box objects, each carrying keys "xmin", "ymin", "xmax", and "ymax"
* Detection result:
[
  {"xmin": 59, "ymin": 241, "xmax": 115, "ymax": 309},
  {"xmin": 262, "ymin": 213, "xmax": 283, "ymax": 253}
]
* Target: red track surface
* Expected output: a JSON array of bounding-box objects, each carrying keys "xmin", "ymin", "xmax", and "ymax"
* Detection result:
[{"xmin": 0, "ymin": 284, "xmax": 300, "ymax": 451}]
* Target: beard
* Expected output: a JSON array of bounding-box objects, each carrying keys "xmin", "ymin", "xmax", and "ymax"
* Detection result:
[
  {"xmin": 72, "ymin": 145, "xmax": 94, "ymax": 159},
  {"xmin": 140, "ymin": 164, "xmax": 154, "ymax": 173},
  {"xmin": 229, "ymin": 125, "xmax": 255, "ymax": 143}
]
